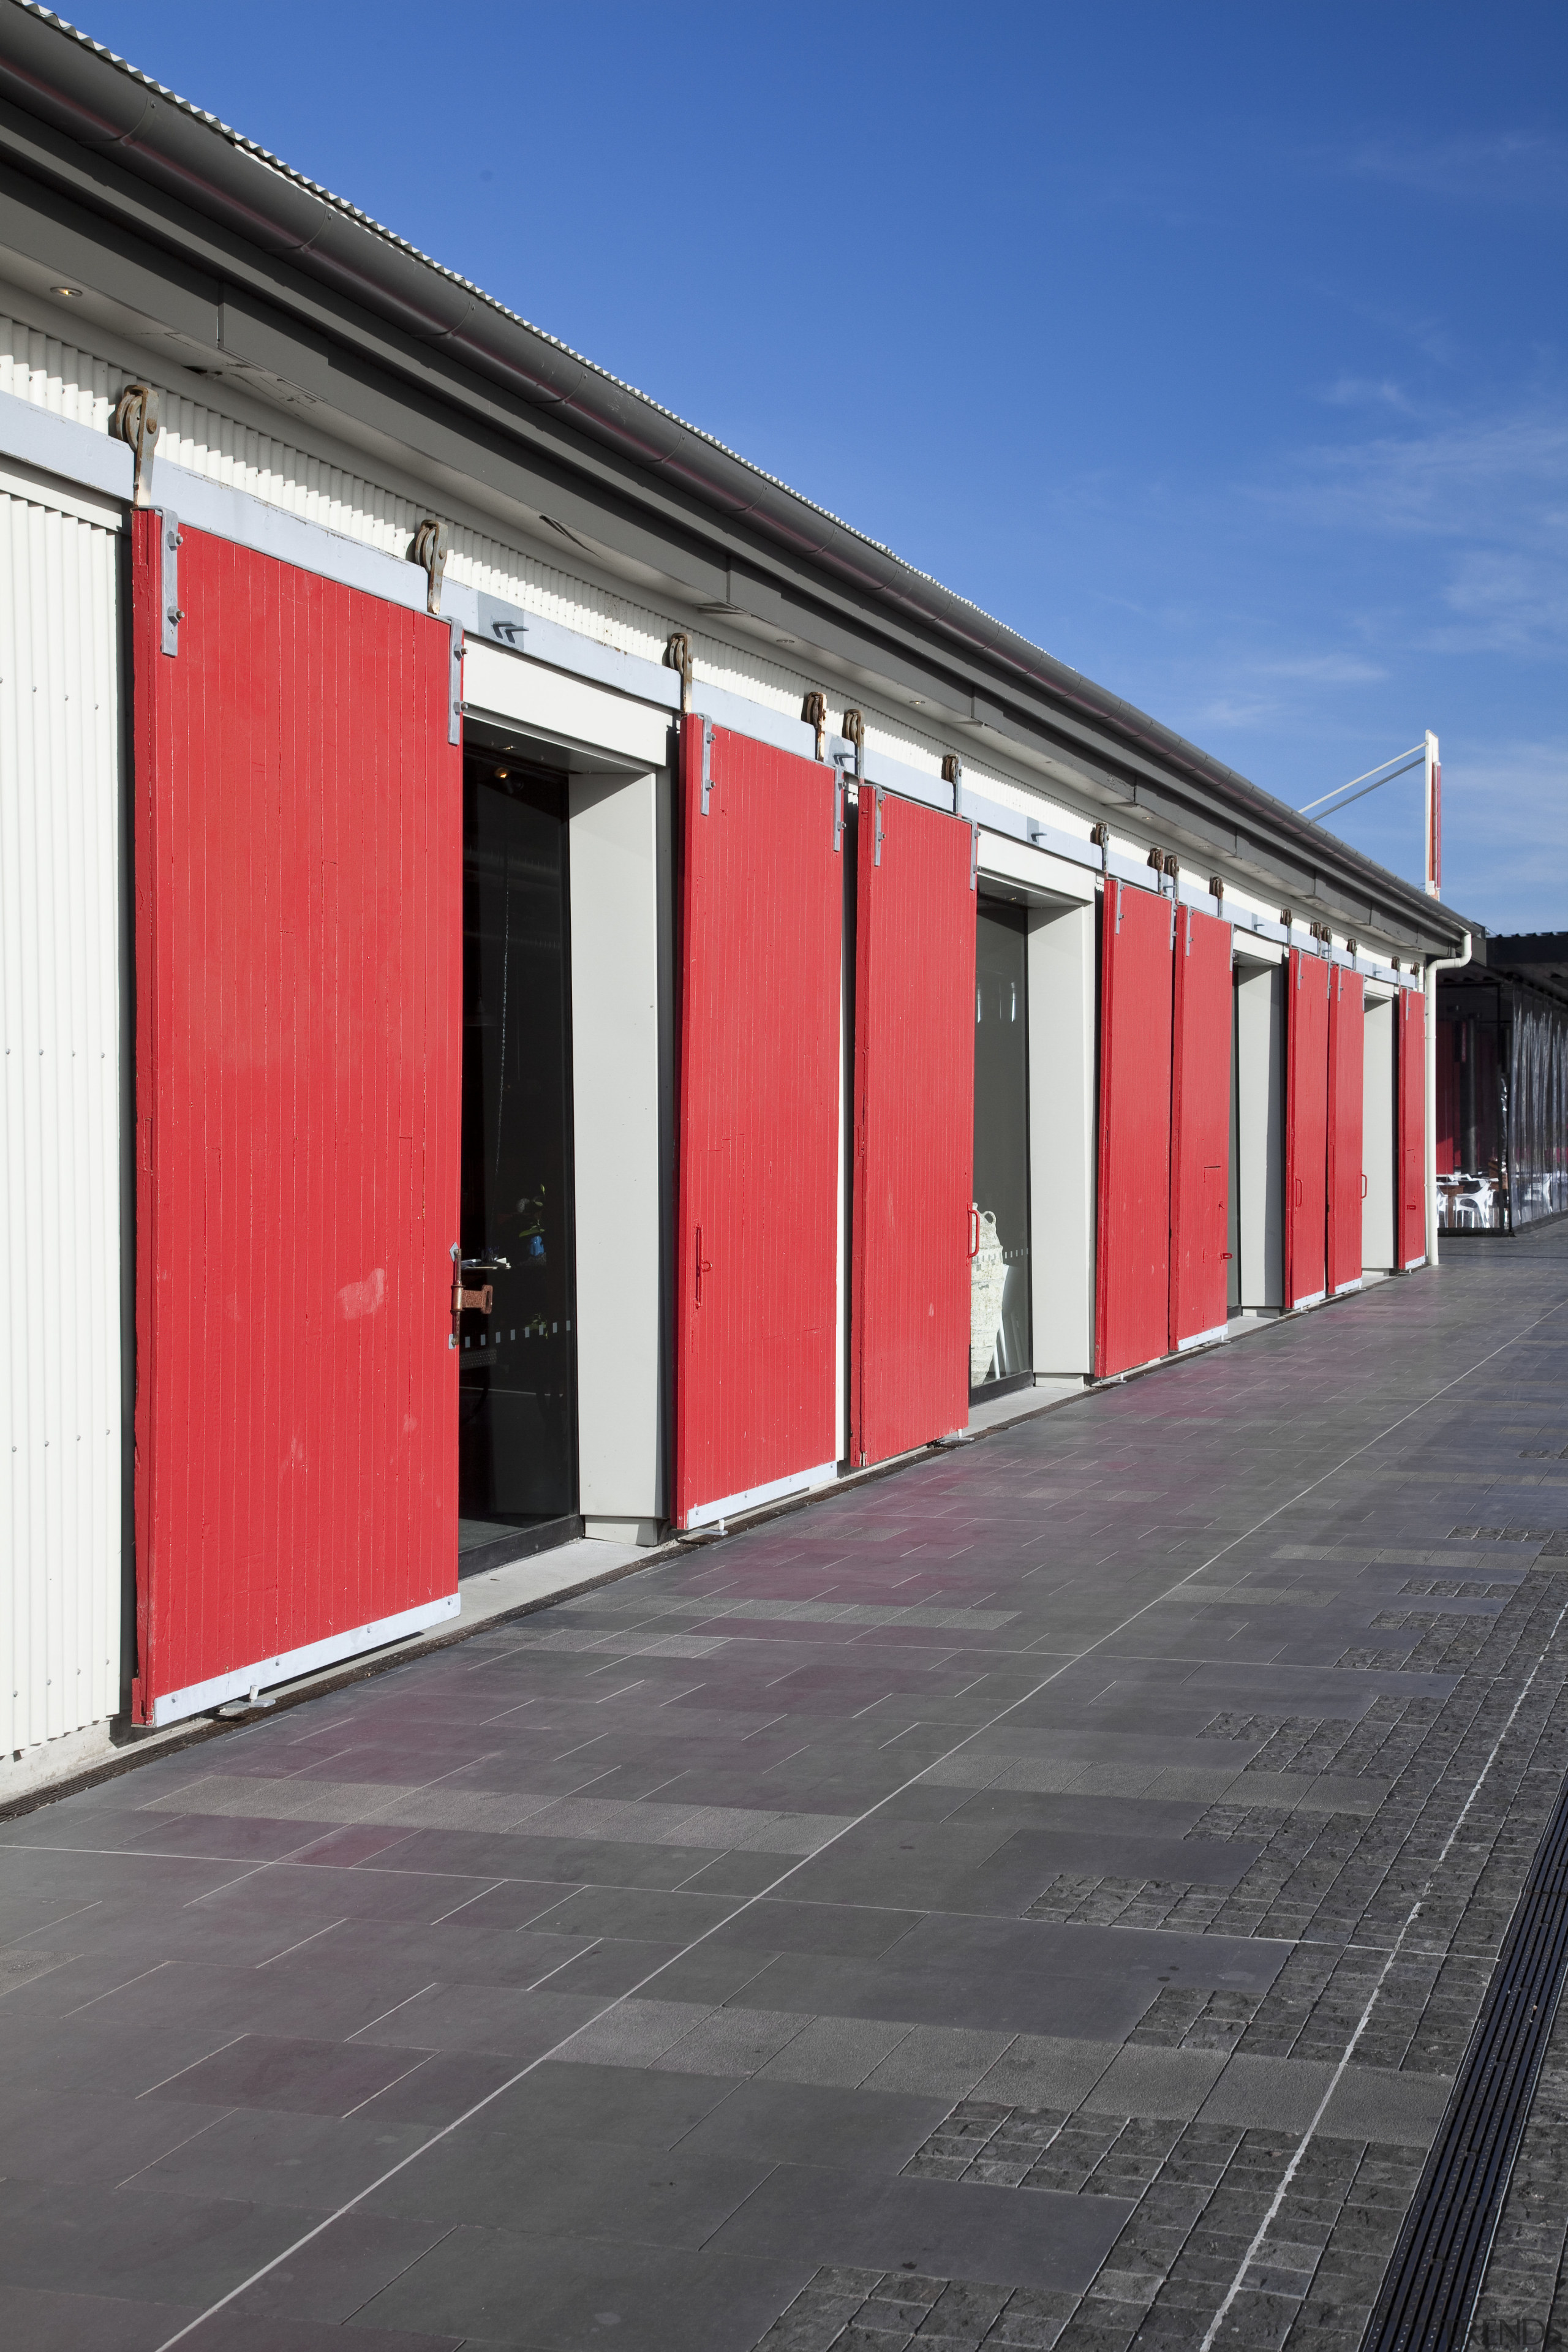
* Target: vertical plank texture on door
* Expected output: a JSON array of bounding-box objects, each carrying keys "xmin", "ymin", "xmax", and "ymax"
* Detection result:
[
  {"xmin": 674, "ymin": 717, "xmax": 841, "ymax": 1529},
  {"xmin": 131, "ymin": 515, "xmax": 461, "ymax": 1725},
  {"xmin": 1398, "ymin": 986, "xmax": 1428, "ymax": 1269},
  {"xmin": 850, "ymin": 790, "xmax": 975, "ymax": 1468},
  {"xmin": 1169, "ymin": 903, "xmax": 1234, "ymax": 1351},
  {"xmin": 1285, "ymin": 948, "xmax": 1330, "ymax": 1311},
  {"xmin": 1327, "ymin": 967, "xmax": 1366, "ymax": 1295},
  {"xmin": 1096, "ymin": 879, "xmax": 1174, "ymax": 1376}
]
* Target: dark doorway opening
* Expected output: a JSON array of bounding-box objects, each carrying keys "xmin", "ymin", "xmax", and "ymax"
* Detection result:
[
  {"xmin": 458, "ymin": 747, "xmax": 579, "ymax": 1567},
  {"xmin": 972, "ymin": 895, "xmax": 1032, "ymax": 1402}
]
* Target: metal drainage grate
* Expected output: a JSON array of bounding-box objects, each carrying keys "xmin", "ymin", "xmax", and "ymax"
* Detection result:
[{"xmin": 1363, "ymin": 1773, "xmax": 1568, "ymax": 2352}]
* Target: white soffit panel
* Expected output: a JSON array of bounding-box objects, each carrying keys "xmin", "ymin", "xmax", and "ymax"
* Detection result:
[{"xmin": 1, "ymin": 476, "xmax": 123, "ymax": 1757}]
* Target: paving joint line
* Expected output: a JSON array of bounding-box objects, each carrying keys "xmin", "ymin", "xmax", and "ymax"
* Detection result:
[
  {"xmin": 147, "ymin": 1292, "xmax": 1565, "ymax": 2350},
  {"xmin": 1197, "ymin": 1654, "xmax": 1568, "ymax": 2339}
]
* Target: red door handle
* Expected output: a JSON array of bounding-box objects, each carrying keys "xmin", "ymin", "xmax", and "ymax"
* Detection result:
[
  {"xmin": 968, "ymin": 1207, "xmax": 980, "ymax": 1259},
  {"xmin": 695, "ymin": 1225, "xmax": 712, "ymax": 1305}
]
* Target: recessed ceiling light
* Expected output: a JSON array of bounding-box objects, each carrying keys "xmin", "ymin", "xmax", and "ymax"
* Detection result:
[
  {"xmin": 50, "ymin": 285, "xmax": 83, "ymax": 298},
  {"xmin": 494, "ymin": 768, "xmax": 509, "ymax": 779}
]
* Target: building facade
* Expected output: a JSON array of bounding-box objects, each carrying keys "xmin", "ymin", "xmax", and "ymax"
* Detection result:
[{"xmin": 0, "ymin": 6, "xmax": 1479, "ymax": 1789}]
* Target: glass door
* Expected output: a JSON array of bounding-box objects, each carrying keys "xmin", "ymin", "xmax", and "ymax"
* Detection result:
[
  {"xmin": 972, "ymin": 897, "xmax": 1032, "ymax": 1397},
  {"xmin": 458, "ymin": 748, "xmax": 578, "ymax": 1561}
]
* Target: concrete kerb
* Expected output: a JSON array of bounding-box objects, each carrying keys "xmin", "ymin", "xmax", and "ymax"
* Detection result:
[{"xmin": 0, "ymin": 1262, "xmax": 1438, "ymax": 1824}]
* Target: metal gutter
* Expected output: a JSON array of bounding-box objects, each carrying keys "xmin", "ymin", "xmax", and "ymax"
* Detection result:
[{"xmin": 0, "ymin": 2, "xmax": 1476, "ymax": 956}]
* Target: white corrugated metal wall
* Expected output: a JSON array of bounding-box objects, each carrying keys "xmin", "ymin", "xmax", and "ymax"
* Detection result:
[{"xmin": 0, "ymin": 462, "xmax": 123, "ymax": 1759}]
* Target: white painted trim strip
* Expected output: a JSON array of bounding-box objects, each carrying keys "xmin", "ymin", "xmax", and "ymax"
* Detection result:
[
  {"xmin": 1333, "ymin": 1278, "xmax": 1364, "ymax": 1297},
  {"xmin": 1291, "ymin": 1287, "xmax": 1329, "ymax": 1311},
  {"xmin": 0, "ymin": 388, "xmax": 132, "ymax": 506},
  {"xmin": 690, "ymin": 677, "xmax": 816, "ymax": 762},
  {"xmin": 1403, "ymin": 1254, "xmax": 1429, "ymax": 1272},
  {"xmin": 451, "ymin": 583, "xmax": 680, "ymax": 714},
  {"xmin": 0, "ymin": 450, "xmax": 123, "ymax": 530},
  {"xmin": 148, "ymin": 1593, "xmax": 461, "ymax": 1727},
  {"xmin": 1177, "ymin": 1322, "xmax": 1230, "ymax": 1352},
  {"xmin": 958, "ymin": 782, "xmax": 1102, "ymax": 880},
  {"xmin": 168, "ymin": 473, "xmax": 426, "ymax": 609},
  {"xmin": 830, "ymin": 734, "xmax": 953, "ymax": 813},
  {"xmin": 682, "ymin": 1458, "xmax": 839, "ymax": 1532},
  {"xmin": 975, "ymin": 829, "xmax": 1095, "ymax": 908}
]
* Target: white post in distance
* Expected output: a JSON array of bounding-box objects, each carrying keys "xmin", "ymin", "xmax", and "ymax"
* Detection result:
[{"xmin": 1423, "ymin": 731, "xmax": 1441, "ymax": 899}]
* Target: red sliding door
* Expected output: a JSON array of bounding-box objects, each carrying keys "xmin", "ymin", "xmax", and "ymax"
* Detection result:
[
  {"xmin": 850, "ymin": 790, "xmax": 975, "ymax": 1468},
  {"xmin": 1096, "ymin": 880, "xmax": 1174, "ymax": 1376},
  {"xmin": 1327, "ymin": 967, "xmax": 1366, "ymax": 1295},
  {"xmin": 1398, "ymin": 987, "xmax": 1428, "ymax": 1269},
  {"xmin": 131, "ymin": 515, "xmax": 462, "ymax": 1726},
  {"xmin": 1285, "ymin": 948, "xmax": 1330, "ymax": 1311},
  {"xmin": 674, "ymin": 718, "xmax": 842, "ymax": 1528},
  {"xmin": 1169, "ymin": 903, "xmax": 1234, "ymax": 1351}
]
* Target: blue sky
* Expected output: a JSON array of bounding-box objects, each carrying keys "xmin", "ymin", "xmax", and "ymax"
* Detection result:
[{"xmin": 78, "ymin": 1, "xmax": 1566, "ymax": 932}]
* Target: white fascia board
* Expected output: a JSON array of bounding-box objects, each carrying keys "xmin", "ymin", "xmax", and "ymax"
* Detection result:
[
  {"xmin": 463, "ymin": 638, "xmax": 673, "ymax": 770},
  {"xmin": 1233, "ymin": 933, "xmax": 1284, "ymax": 966},
  {"xmin": 958, "ymin": 782, "xmax": 1099, "ymax": 869},
  {"xmin": 149, "ymin": 1592, "xmax": 460, "ymax": 1726},
  {"xmin": 976, "ymin": 826, "xmax": 1095, "ymax": 907},
  {"xmin": 0, "ymin": 448, "xmax": 124, "ymax": 530},
  {"xmin": 449, "ymin": 582, "xmax": 680, "ymax": 714},
  {"xmin": 829, "ymin": 736, "xmax": 954, "ymax": 813},
  {"xmin": 682, "ymin": 1458, "xmax": 838, "ymax": 1532},
  {"xmin": 691, "ymin": 677, "xmax": 816, "ymax": 761},
  {"xmin": 1176, "ymin": 873, "xmax": 1227, "ymax": 921},
  {"xmin": 0, "ymin": 387, "xmax": 433, "ymax": 609},
  {"xmin": 0, "ymin": 388, "xmax": 132, "ymax": 508},
  {"xmin": 1232, "ymin": 907, "xmax": 1293, "ymax": 949},
  {"xmin": 1105, "ymin": 850, "xmax": 1168, "ymax": 894},
  {"xmin": 169, "ymin": 472, "xmax": 426, "ymax": 608}
]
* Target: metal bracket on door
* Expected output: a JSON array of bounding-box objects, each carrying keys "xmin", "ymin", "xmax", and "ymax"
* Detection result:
[
  {"xmin": 969, "ymin": 820, "xmax": 978, "ymax": 891},
  {"xmin": 450, "ymin": 1243, "xmax": 510, "ymax": 1343},
  {"xmin": 1114, "ymin": 879, "xmax": 1123, "ymax": 932},
  {"xmin": 832, "ymin": 772, "xmax": 843, "ymax": 853},
  {"xmin": 157, "ymin": 510, "xmax": 182, "ymax": 657},
  {"xmin": 699, "ymin": 718, "xmax": 715, "ymax": 815},
  {"xmin": 873, "ymin": 788, "xmax": 886, "ymax": 867},
  {"xmin": 447, "ymin": 620, "xmax": 463, "ymax": 745}
]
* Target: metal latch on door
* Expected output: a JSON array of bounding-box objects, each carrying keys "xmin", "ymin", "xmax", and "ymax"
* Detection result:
[{"xmin": 450, "ymin": 1245, "xmax": 511, "ymax": 1340}]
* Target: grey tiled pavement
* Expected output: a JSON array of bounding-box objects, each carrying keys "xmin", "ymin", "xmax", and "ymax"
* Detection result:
[{"xmin": 4, "ymin": 1232, "xmax": 1568, "ymax": 2351}]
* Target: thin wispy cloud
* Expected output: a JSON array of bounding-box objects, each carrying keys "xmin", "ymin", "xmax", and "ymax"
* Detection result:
[
  {"xmin": 1249, "ymin": 397, "xmax": 1568, "ymax": 663},
  {"xmin": 1345, "ymin": 129, "xmax": 1568, "ymax": 205},
  {"xmin": 1268, "ymin": 406, "xmax": 1568, "ymax": 537},
  {"xmin": 1320, "ymin": 377, "xmax": 1413, "ymax": 412}
]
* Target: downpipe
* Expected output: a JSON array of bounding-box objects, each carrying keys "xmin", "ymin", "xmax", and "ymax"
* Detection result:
[{"xmin": 1425, "ymin": 932, "xmax": 1473, "ymax": 1266}]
